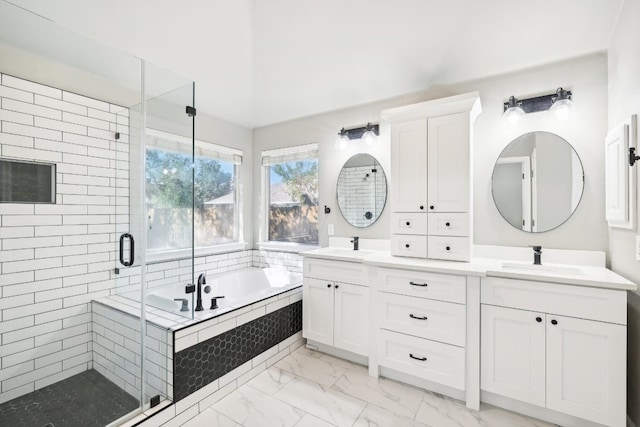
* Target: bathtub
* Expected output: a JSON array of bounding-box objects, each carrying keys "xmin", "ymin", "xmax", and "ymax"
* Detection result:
[{"xmin": 145, "ymin": 267, "xmax": 302, "ymax": 315}]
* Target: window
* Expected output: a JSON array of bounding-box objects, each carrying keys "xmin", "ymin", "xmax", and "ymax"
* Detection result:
[
  {"xmin": 263, "ymin": 144, "xmax": 318, "ymax": 245},
  {"xmin": 145, "ymin": 129, "xmax": 242, "ymax": 253}
]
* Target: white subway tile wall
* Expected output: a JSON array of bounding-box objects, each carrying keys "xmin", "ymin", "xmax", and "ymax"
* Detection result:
[{"xmin": 0, "ymin": 73, "xmax": 129, "ymax": 405}]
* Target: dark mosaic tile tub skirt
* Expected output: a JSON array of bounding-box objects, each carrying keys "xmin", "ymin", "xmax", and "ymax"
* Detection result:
[{"xmin": 174, "ymin": 300, "xmax": 302, "ymax": 401}]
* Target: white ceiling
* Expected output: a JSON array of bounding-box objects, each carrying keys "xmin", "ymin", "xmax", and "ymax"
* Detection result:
[{"xmin": 4, "ymin": 0, "xmax": 624, "ymax": 128}]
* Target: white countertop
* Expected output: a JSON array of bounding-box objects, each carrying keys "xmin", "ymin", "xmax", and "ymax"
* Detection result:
[{"xmin": 301, "ymin": 247, "xmax": 637, "ymax": 291}]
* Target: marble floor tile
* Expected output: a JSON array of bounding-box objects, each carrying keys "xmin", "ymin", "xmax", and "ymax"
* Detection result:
[
  {"xmin": 275, "ymin": 376, "xmax": 366, "ymax": 427},
  {"xmin": 353, "ymin": 404, "xmax": 428, "ymax": 427},
  {"xmin": 415, "ymin": 392, "xmax": 484, "ymax": 427},
  {"xmin": 476, "ymin": 403, "xmax": 557, "ymax": 427},
  {"xmin": 187, "ymin": 407, "xmax": 239, "ymax": 427},
  {"xmin": 275, "ymin": 348, "xmax": 348, "ymax": 387},
  {"xmin": 214, "ymin": 383, "xmax": 305, "ymax": 427},
  {"xmin": 293, "ymin": 413, "xmax": 336, "ymax": 427},
  {"xmin": 247, "ymin": 366, "xmax": 296, "ymax": 395},
  {"xmin": 331, "ymin": 366, "xmax": 424, "ymax": 418}
]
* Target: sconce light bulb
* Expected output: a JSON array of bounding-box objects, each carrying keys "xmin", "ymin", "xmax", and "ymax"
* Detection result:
[
  {"xmin": 550, "ymin": 98, "xmax": 573, "ymax": 121},
  {"xmin": 361, "ymin": 130, "xmax": 376, "ymax": 146},
  {"xmin": 503, "ymin": 106, "xmax": 525, "ymax": 124},
  {"xmin": 334, "ymin": 129, "xmax": 349, "ymax": 150}
]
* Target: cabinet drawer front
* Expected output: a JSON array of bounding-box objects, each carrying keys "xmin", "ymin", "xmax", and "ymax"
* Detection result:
[
  {"xmin": 481, "ymin": 277, "xmax": 627, "ymax": 325},
  {"xmin": 427, "ymin": 236, "xmax": 470, "ymax": 262},
  {"xmin": 303, "ymin": 258, "xmax": 366, "ymax": 285},
  {"xmin": 377, "ymin": 268, "xmax": 466, "ymax": 303},
  {"xmin": 378, "ymin": 329, "xmax": 465, "ymax": 390},
  {"xmin": 390, "ymin": 234, "xmax": 428, "ymax": 258},
  {"xmin": 391, "ymin": 213, "xmax": 428, "ymax": 235},
  {"xmin": 428, "ymin": 213, "xmax": 469, "ymax": 236},
  {"xmin": 379, "ymin": 292, "xmax": 465, "ymax": 346}
]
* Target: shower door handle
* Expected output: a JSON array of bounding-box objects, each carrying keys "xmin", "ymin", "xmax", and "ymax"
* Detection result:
[{"xmin": 119, "ymin": 233, "xmax": 135, "ymax": 267}]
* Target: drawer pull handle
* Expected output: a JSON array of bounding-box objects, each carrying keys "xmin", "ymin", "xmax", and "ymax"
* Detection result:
[
  {"xmin": 445, "ymin": 246, "xmax": 451, "ymax": 251},
  {"xmin": 445, "ymin": 222, "xmax": 451, "ymax": 227},
  {"xmin": 409, "ymin": 281, "xmax": 428, "ymax": 287},
  {"xmin": 551, "ymin": 319, "xmax": 558, "ymax": 325},
  {"xmin": 405, "ymin": 244, "xmax": 410, "ymax": 248},
  {"xmin": 406, "ymin": 221, "xmax": 411, "ymax": 226},
  {"xmin": 409, "ymin": 314, "xmax": 428, "ymax": 321},
  {"xmin": 409, "ymin": 353, "xmax": 427, "ymax": 362}
]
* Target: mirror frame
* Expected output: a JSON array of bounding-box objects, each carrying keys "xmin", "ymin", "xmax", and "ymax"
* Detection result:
[
  {"xmin": 336, "ymin": 154, "xmax": 388, "ymax": 228},
  {"xmin": 491, "ymin": 131, "xmax": 585, "ymax": 233}
]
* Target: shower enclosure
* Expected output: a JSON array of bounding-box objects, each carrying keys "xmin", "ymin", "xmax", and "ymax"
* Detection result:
[{"xmin": 0, "ymin": 2, "xmax": 197, "ymax": 425}]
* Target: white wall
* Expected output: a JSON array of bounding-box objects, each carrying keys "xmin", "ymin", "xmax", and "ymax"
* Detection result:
[
  {"xmin": 252, "ymin": 53, "xmax": 609, "ymax": 252},
  {"xmin": 607, "ymin": 0, "xmax": 640, "ymax": 423}
]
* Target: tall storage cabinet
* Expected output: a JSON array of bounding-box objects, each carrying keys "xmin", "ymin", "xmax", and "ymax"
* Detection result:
[{"xmin": 382, "ymin": 92, "xmax": 481, "ymax": 261}]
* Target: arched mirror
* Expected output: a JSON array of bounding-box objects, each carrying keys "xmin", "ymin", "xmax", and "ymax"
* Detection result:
[
  {"xmin": 492, "ymin": 131, "xmax": 584, "ymax": 233},
  {"xmin": 337, "ymin": 154, "xmax": 387, "ymax": 228}
]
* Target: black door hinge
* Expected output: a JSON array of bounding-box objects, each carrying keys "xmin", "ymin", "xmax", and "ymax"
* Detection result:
[{"xmin": 186, "ymin": 106, "xmax": 196, "ymax": 117}]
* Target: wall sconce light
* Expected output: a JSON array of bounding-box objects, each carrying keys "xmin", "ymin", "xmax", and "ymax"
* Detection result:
[
  {"xmin": 503, "ymin": 87, "xmax": 574, "ymax": 123},
  {"xmin": 334, "ymin": 122, "xmax": 380, "ymax": 150}
]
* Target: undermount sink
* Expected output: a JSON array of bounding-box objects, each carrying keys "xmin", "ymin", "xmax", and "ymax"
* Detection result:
[
  {"xmin": 319, "ymin": 247, "xmax": 375, "ymax": 258},
  {"xmin": 501, "ymin": 262, "xmax": 583, "ymax": 276}
]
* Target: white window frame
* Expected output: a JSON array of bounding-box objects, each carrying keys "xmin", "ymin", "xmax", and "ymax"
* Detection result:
[
  {"xmin": 260, "ymin": 143, "xmax": 319, "ymax": 251},
  {"xmin": 145, "ymin": 129, "xmax": 245, "ymax": 262}
]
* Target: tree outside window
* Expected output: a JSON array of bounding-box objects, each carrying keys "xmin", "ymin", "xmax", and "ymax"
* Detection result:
[
  {"xmin": 268, "ymin": 159, "xmax": 318, "ymax": 244},
  {"xmin": 146, "ymin": 148, "xmax": 236, "ymax": 251}
]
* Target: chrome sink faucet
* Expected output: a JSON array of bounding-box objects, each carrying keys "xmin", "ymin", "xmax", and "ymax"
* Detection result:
[
  {"xmin": 350, "ymin": 236, "xmax": 359, "ymax": 251},
  {"xmin": 532, "ymin": 246, "xmax": 542, "ymax": 265}
]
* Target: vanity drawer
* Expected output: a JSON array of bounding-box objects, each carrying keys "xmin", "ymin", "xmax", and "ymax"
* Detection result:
[
  {"xmin": 378, "ymin": 329, "xmax": 465, "ymax": 390},
  {"xmin": 378, "ymin": 292, "xmax": 465, "ymax": 346},
  {"xmin": 481, "ymin": 277, "xmax": 627, "ymax": 325},
  {"xmin": 376, "ymin": 267, "xmax": 466, "ymax": 303},
  {"xmin": 303, "ymin": 258, "xmax": 366, "ymax": 285},
  {"xmin": 391, "ymin": 213, "xmax": 428, "ymax": 235},
  {"xmin": 428, "ymin": 213, "xmax": 469, "ymax": 236},
  {"xmin": 427, "ymin": 236, "xmax": 470, "ymax": 262},
  {"xmin": 391, "ymin": 234, "xmax": 428, "ymax": 258}
]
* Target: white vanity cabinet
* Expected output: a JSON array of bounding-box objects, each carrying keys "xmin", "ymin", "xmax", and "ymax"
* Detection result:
[
  {"xmin": 481, "ymin": 277, "xmax": 627, "ymax": 427},
  {"xmin": 373, "ymin": 267, "xmax": 467, "ymax": 390},
  {"xmin": 382, "ymin": 92, "xmax": 481, "ymax": 262},
  {"xmin": 302, "ymin": 258, "xmax": 369, "ymax": 356}
]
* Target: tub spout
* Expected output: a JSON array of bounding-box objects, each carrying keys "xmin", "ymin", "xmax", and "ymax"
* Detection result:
[{"xmin": 195, "ymin": 273, "xmax": 206, "ymax": 311}]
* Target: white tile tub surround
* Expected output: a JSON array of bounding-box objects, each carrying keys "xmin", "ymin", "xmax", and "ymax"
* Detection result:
[
  {"xmin": 91, "ymin": 301, "xmax": 173, "ymax": 403},
  {"xmin": 0, "ymin": 73, "xmax": 129, "ymax": 404}
]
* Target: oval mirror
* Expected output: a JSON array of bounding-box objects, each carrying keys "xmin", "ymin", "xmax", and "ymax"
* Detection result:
[
  {"xmin": 337, "ymin": 154, "xmax": 388, "ymax": 228},
  {"xmin": 492, "ymin": 131, "xmax": 584, "ymax": 233}
]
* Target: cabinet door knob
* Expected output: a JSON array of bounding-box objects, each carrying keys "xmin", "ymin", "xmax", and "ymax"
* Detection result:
[
  {"xmin": 406, "ymin": 221, "xmax": 411, "ymax": 226},
  {"xmin": 405, "ymin": 244, "xmax": 410, "ymax": 248},
  {"xmin": 429, "ymin": 205, "xmax": 435, "ymax": 210},
  {"xmin": 409, "ymin": 353, "xmax": 427, "ymax": 362},
  {"xmin": 409, "ymin": 314, "xmax": 428, "ymax": 321},
  {"xmin": 419, "ymin": 205, "xmax": 424, "ymax": 210},
  {"xmin": 536, "ymin": 317, "xmax": 542, "ymax": 323},
  {"xmin": 445, "ymin": 246, "xmax": 451, "ymax": 251},
  {"xmin": 551, "ymin": 319, "xmax": 558, "ymax": 325},
  {"xmin": 445, "ymin": 222, "xmax": 451, "ymax": 227},
  {"xmin": 327, "ymin": 284, "xmax": 331, "ymax": 288},
  {"xmin": 335, "ymin": 284, "xmax": 339, "ymax": 289}
]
